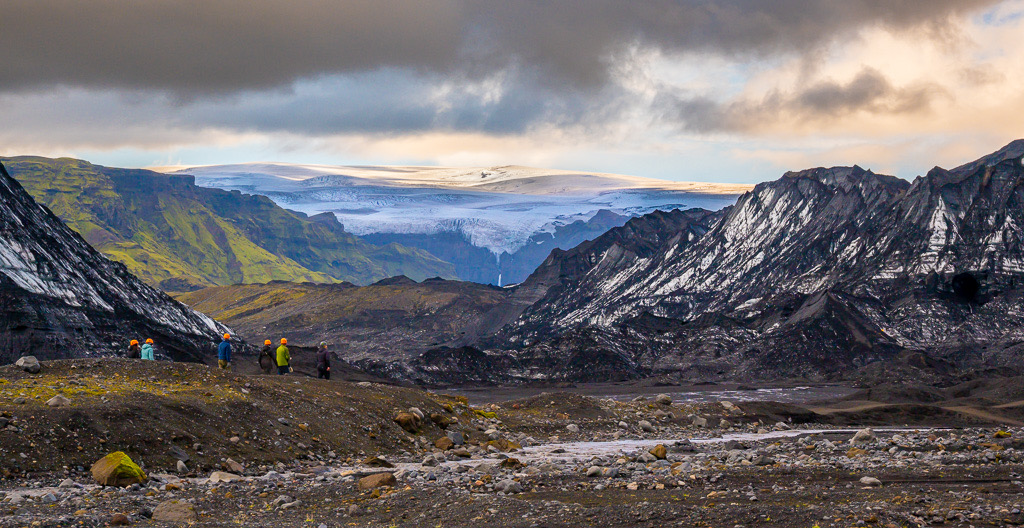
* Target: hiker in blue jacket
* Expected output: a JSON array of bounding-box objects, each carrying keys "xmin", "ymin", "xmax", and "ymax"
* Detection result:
[
  {"xmin": 217, "ymin": 333, "xmax": 232, "ymax": 369},
  {"xmin": 141, "ymin": 339, "xmax": 155, "ymax": 360}
]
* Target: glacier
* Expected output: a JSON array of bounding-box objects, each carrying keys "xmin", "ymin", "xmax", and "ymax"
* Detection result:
[{"xmin": 166, "ymin": 163, "xmax": 748, "ymax": 257}]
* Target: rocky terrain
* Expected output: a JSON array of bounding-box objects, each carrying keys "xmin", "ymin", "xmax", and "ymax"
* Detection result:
[
  {"xmin": 2, "ymin": 359, "xmax": 1023, "ymax": 527},
  {"xmin": 5, "ymin": 156, "xmax": 455, "ymax": 292},
  {"xmin": 0, "ymin": 162, "xmax": 227, "ymax": 364}
]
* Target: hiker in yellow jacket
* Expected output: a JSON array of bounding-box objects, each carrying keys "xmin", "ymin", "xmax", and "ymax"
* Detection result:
[{"xmin": 276, "ymin": 338, "xmax": 291, "ymax": 375}]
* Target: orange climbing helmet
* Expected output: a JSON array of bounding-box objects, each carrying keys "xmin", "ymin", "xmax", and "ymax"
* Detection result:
[
  {"xmin": 264, "ymin": 339, "xmax": 272, "ymax": 346},
  {"xmin": 280, "ymin": 338, "xmax": 288, "ymax": 345},
  {"xmin": 145, "ymin": 338, "xmax": 154, "ymax": 344},
  {"xmin": 130, "ymin": 340, "xmax": 139, "ymax": 346},
  {"xmin": 223, "ymin": 333, "xmax": 231, "ymax": 340}
]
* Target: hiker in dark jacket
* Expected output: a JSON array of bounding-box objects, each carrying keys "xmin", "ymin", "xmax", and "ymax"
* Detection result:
[
  {"xmin": 258, "ymin": 340, "xmax": 275, "ymax": 374},
  {"xmin": 217, "ymin": 333, "xmax": 232, "ymax": 370},
  {"xmin": 127, "ymin": 340, "xmax": 141, "ymax": 359},
  {"xmin": 316, "ymin": 342, "xmax": 331, "ymax": 380}
]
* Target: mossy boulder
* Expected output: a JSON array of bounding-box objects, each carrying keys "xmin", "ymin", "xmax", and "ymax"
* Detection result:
[
  {"xmin": 394, "ymin": 412, "xmax": 421, "ymax": 434},
  {"xmin": 91, "ymin": 451, "xmax": 147, "ymax": 487},
  {"xmin": 358, "ymin": 472, "xmax": 396, "ymax": 490},
  {"xmin": 486, "ymin": 439, "xmax": 522, "ymax": 452}
]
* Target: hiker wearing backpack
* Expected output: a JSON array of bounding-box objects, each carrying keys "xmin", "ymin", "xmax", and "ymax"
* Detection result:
[
  {"xmin": 316, "ymin": 342, "xmax": 331, "ymax": 380},
  {"xmin": 276, "ymin": 338, "xmax": 291, "ymax": 375},
  {"xmin": 127, "ymin": 340, "xmax": 141, "ymax": 359},
  {"xmin": 217, "ymin": 333, "xmax": 232, "ymax": 370},
  {"xmin": 258, "ymin": 340, "xmax": 275, "ymax": 374}
]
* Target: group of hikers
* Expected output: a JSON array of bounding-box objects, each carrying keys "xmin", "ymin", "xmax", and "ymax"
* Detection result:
[
  {"xmin": 219, "ymin": 334, "xmax": 333, "ymax": 379},
  {"xmin": 125, "ymin": 339, "xmax": 155, "ymax": 360},
  {"xmin": 127, "ymin": 333, "xmax": 333, "ymax": 380}
]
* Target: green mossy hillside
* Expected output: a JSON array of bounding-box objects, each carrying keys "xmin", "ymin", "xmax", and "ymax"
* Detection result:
[{"xmin": 5, "ymin": 156, "xmax": 457, "ymax": 291}]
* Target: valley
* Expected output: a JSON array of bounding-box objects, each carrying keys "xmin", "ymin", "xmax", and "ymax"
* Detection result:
[{"xmin": 3, "ymin": 143, "xmax": 1024, "ymax": 527}]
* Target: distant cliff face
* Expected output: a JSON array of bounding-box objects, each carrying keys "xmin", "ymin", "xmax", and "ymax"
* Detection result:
[
  {"xmin": 6, "ymin": 157, "xmax": 456, "ymax": 291},
  {"xmin": 0, "ymin": 161, "xmax": 229, "ymax": 364},
  {"xmin": 479, "ymin": 141, "xmax": 1024, "ymax": 383}
]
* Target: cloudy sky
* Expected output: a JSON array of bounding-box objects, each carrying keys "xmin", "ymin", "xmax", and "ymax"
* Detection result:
[{"xmin": 2, "ymin": 0, "xmax": 1023, "ymax": 183}]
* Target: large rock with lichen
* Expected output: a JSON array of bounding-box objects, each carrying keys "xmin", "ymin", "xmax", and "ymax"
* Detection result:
[{"xmin": 91, "ymin": 451, "xmax": 147, "ymax": 487}]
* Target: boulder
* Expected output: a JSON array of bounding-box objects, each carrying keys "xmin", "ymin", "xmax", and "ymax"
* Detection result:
[
  {"xmin": 447, "ymin": 430, "xmax": 465, "ymax": 446},
  {"xmin": 586, "ymin": 466, "xmax": 603, "ymax": 477},
  {"xmin": 358, "ymin": 472, "xmax": 396, "ymax": 490},
  {"xmin": 670, "ymin": 439, "xmax": 696, "ymax": 453},
  {"xmin": 361, "ymin": 456, "xmax": 394, "ymax": 468},
  {"xmin": 176, "ymin": 460, "xmax": 188, "ymax": 474},
  {"xmin": 494, "ymin": 479, "xmax": 523, "ymax": 493},
  {"xmin": 655, "ymin": 394, "xmax": 672, "ymax": 405},
  {"xmin": 208, "ymin": 471, "xmax": 242, "ymax": 483},
  {"xmin": 394, "ymin": 412, "xmax": 421, "ymax": 434},
  {"xmin": 91, "ymin": 452, "xmax": 147, "ymax": 487},
  {"xmin": 429, "ymin": 413, "xmax": 451, "ymax": 429},
  {"xmin": 499, "ymin": 458, "xmax": 524, "ymax": 469},
  {"xmin": 167, "ymin": 445, "xmax": 189, "ymax": 462},
  {"xmin": 15, "ymin": 356, "xmax": 41, "ymax": 374},
  {"xmin": 486, "ymin": 438, "xmax": 521, "ymax": 452},
  {"xmin": 649, "ymin": 444, "xmax": 667, "ymax": 460},
  {"xmin": 225, "ymin": 459, "xmax": 244, "ymax": 474},
  {"xmin": 108, "ymin": 513, "xmax": 130, "ymax": 526},
  {"xmin": 859, "ymin": 476, "xmax": 883, "ymax": 487},
  {"xmin": 46, "ymin": 394, "xmax": 71, "ymax": 407},
  {"xmin": 566, "ymin": 424, "xmax": 580, "ymax": 433},
  {"xmin": 152, "ymin": 500, "xmax": 198, "ymax": 523},
  {"xmin": 851, "ymin": 428, "xmax": 876, "ymax": 444},
  {"xmin": 435, "ymin": 436, "xmax": 455, "ymax": 451},
  {"xmin": 639, "ymin": 420, "xmax": 655, "ymax": 433},
  {"xmin": 846, "ymin": 447, "xmax": 869, "ymax": 458}
]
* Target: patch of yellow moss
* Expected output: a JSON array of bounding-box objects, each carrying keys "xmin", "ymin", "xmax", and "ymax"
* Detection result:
[{"xmin": 0, "ymin": 372, "xmax": 246, "ymax": 407}]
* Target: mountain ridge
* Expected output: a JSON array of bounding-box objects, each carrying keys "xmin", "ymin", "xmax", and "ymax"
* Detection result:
[
  {"xmin": 5, "ymin": 156, "xmax": 456, "ymax": 291},
  {"xmin": 0, "ymin": 161, "xmax": 229, "ymax": 364}
]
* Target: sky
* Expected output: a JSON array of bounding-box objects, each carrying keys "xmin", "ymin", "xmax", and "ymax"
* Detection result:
[{"xmin": 2, "ymin": 0, "xmax": 1023, "ymax": 184}]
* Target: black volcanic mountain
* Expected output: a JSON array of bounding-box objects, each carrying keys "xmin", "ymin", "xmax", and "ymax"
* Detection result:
[
  {"xmin": 0, "ymin": 161, "xmax": 229, "ymax": 364},
  {"xmin": 4, "ymin": 157, "xmax": 456, "ymax": 292},
  {"xmin": 489, "ymin": 140, "xmax": 1024, "ymax": 382}
]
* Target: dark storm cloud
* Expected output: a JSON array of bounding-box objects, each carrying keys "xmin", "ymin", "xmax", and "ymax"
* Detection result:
[
  {"xmin": 660, "ymin": 68, "xmax": 948, "ymax": 133},
  {"xmin": 0, "ymin": 0, "xmax": 1000, "ymax": 95}
]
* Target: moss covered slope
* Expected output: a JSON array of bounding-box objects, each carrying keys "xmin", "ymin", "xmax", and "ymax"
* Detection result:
[{"xmin": 6, "ymin": 156, "xmax": 456, "ymax": 291}]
